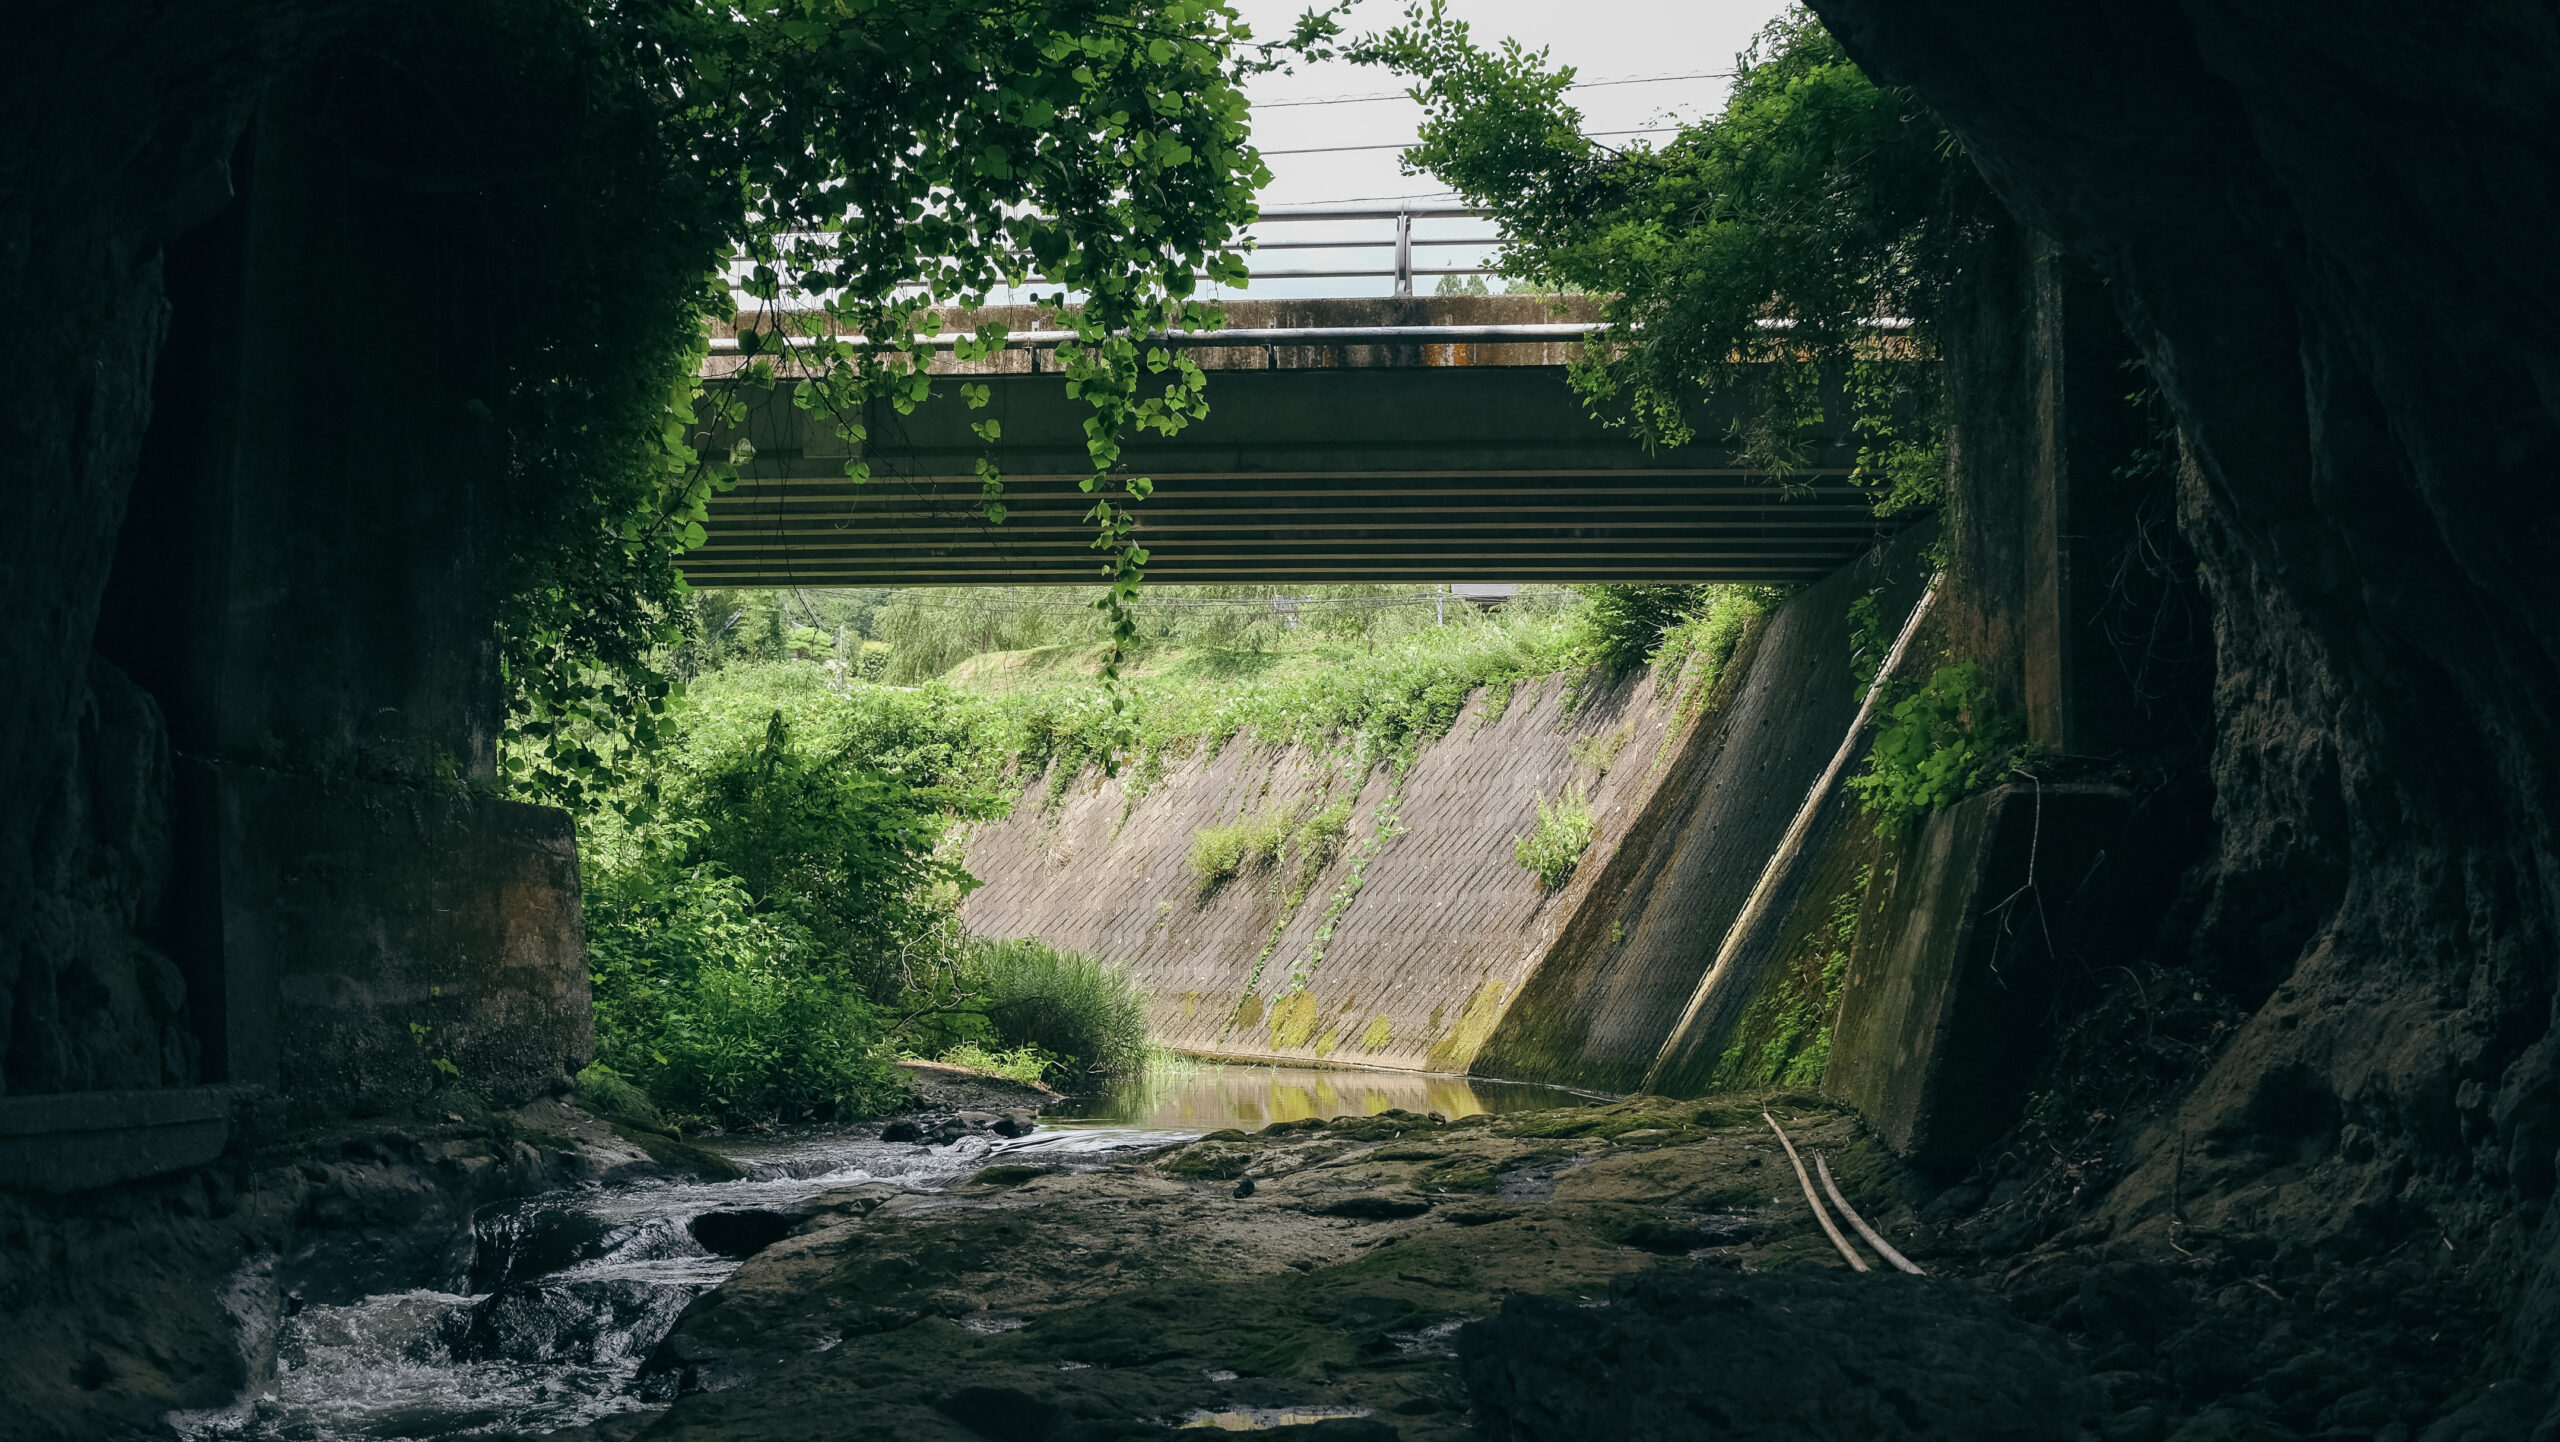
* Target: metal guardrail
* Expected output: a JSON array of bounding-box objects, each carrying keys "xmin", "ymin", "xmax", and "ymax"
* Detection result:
[
  {"xmin": 733, "ymin": 202, "xmax": 1503, "ymax": 305},
  {"xmin": 705, "ymin": 321, "xmax": 1595, "ymax": 355},
  {"xmin": 1240, "ymin": 202, "xmax": 1497, "ymax": 295}
]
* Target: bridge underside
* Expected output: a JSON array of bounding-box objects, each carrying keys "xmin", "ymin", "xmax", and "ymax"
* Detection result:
[{"xmin": 689, "ymin": 331, "xmax": 1896, "ymax": 587}]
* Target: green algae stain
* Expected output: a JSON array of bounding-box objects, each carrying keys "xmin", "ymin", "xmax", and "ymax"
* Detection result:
[
  {"xmin": 1425, "ymin": 978, "xmax": 1510, "ymax": 1072},
  {"xmin": 1231, "ymin": 993, "xmax": 1265, "ymax": 1032},
  {"xmin": 1269, "ymin": 988, "xmax": 1322, "ymax": 1050},
  {"xmin": 1361, "ymin": 1015, "xmax": 1394, "ymax": 1052},
  {"xmin": 1312, "ymin": 1028, "xmax": 1340, "ymax": 1059}
]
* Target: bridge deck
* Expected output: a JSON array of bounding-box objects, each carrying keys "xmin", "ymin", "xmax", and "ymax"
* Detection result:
[{"xmin": 689, "ymin": 298, "xmax": 1899, "ymax": 587}]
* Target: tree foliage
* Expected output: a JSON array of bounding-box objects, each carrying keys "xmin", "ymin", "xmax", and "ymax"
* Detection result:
[
  {"xmin": 1352, "ymin": 5, "xmax": 1990, "ymax": 485},
  {"xmin": 496, "ymin": 0, "xmax": 1342, "ymax": 808}
]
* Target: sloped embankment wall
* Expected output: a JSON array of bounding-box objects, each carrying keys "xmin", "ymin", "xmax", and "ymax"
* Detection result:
[
  {"xmin": 958, "ymin": 662, "xmax": 1698, "ymax": 1076},
  {"xmin": 959, "ymin": 543, "xmax": 1929, "ymax": 1087}
]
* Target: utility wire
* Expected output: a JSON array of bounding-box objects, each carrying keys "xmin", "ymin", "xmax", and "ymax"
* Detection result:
[
  {"xmin": 1264, "ymin": 126, "xmax": 1679, "ymax": 157},
  {"xmin": 1254, "ymin": 69, "xmax": 1734, "ymax": 108}
]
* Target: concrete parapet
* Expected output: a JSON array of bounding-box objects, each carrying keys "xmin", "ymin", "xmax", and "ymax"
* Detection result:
[
  {"xmin": 177, "ymin": 761, "xmax": 593, "ymax": 1119},
  {"xmin": 1822, "ymin": 781, "xmax": 2132, "ymax": 1172},
  {"xmin": 0, "ymin": 1084, "xmax": 251, "ymax": 1193}
]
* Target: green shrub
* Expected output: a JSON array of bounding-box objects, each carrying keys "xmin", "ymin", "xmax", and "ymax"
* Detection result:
[
  {"xmin": 962, "ymin": 937, "xmax": 1150, "ymax": 1080},
  {"xmin": 1514, "ymin": 785, "xmax": 1598, "ymax": 891},
  {"xmin": 1188, "ymin": 795, "xmax": 1356, "ymax": 901},
  {"xmin": 585, "ymin": 866, "xmax": 905, "ymax": 1124},
  {"xmin": 577, "ymin": 666, "xmax": 1020, "ymax": 1123},
  {"xmin": 1847, "ymin": 661, "xmax": 2027, "ymax": 836},
  {"xmin": 1282, "ymin": 799, "xmax": 1356, "ymax": 902},
  {"xmin": 1573, "ymin": 585, "xmax": 1710, "ymax": 671}
]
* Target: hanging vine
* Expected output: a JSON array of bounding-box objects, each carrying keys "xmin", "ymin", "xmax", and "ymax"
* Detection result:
[{"xmin": 497, "ymin": 0, "xmax": 1347, "ymax": 810}]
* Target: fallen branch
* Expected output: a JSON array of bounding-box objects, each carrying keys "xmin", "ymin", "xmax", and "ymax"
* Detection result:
[
  {"xmin": 1766, "ymin": 1112, "xmax": 1868, "ymax": 1272},
  {"xmin": 1815, "ymin": 1152, "xmax": 1925, "ymax": 1275}
]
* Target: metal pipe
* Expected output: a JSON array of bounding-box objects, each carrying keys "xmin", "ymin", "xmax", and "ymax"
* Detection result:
[
  {"xmin": 1765, "ymin": 1113, "xmax": 1868, "ymax": 1272},
  {"xmin": 1393, "ymin": 205, "xmax": 1414, "ymax": 297},
  {"xmin": 707, "ymin": 322, "xmax": 1602, "ymax": 354},
  {"xmin": 1815, "ymin": 1153, "xmax": 1925, "ymax": 1275},
  {"xmin": 1641, "ymin": 573, "xmax": 1944, "ymax": 1094}
]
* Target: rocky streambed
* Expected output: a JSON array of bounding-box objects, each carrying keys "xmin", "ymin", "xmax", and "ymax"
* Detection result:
[
  {"xmin": 31, "ymin": 1065, "xmax": 2504, "ymax": 1440},
  {"xmin": 510, "ymin": 1085, "xmax": 2519, "ymax": 1442},
  {"xmin": 523, "ymin": 1092, "xmax": 2034, "ymax": 1442}
]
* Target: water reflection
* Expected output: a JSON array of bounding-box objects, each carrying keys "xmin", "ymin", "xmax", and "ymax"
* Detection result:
[{"xmin": 1046, "ymin": 1060, "xmax": 1599, "ymax": 1130}]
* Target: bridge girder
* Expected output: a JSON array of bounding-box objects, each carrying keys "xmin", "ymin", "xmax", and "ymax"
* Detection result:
[{"xmin": 690, "ymin": 304, "xmax": 1902, "ymax": 587}]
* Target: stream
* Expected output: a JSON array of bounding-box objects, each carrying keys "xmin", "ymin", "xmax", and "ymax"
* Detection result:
[{"xmin": 173, "ymin": 1064, "xmax": 1593, "ymax": 1441}]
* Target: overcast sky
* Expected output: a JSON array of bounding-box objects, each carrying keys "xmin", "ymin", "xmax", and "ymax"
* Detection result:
[{"xmin": 1207, "ymin": 0, "xmax": 1798, "ymax": 297}]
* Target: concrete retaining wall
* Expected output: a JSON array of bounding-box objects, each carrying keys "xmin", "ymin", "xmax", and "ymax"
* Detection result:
[
  {"xmin": 960, "ymin": 663, "xmax": 1698, "ymax": 1078},
  {"xmin": 961, "ymin": 539, "xmax": 1934, "ymax": 1090}
]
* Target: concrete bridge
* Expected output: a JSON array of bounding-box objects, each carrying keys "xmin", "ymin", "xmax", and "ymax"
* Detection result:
[{"xmin": 688, "ymin": 296, "xmax": 1897, "ymax": 587}]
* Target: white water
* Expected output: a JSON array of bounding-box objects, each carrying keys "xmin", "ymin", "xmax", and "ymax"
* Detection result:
[
  {"xmin": 167, "ymin": 1067, "xmax": 1594, "ymax": 1440},
  {"xmin": 168, "ymin": 1127, "xmax": 1185, "ymax": 1441}
]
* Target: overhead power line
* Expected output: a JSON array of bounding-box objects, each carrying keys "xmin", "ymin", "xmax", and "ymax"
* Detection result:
[
  {"xmin": 1254, "ymin": 69, "xmax": 1735, "ymax": 108},
  {"xmin": 1263, "ymin": 126, "xmax": 1681, "ymax": 157}
]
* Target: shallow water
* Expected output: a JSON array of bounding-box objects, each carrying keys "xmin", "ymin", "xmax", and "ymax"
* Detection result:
[
  {"xmin": 1046, "ymin": 1059, "xmax": 1600, "ymax": 1130},
  {"xmin": 167, "ymin": 1063, "xmax": 1593, "ymax": 1439}
]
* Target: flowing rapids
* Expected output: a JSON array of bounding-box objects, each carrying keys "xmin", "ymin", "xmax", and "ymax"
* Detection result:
[{"xmin": 170, "ymin": 1066, "xmax": 1591, "ymax": 1440}]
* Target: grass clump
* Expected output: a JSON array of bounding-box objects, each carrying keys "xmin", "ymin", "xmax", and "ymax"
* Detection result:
[
  {"xmin": 919, "ymin": 1040, "xmax": 1056, "ymax": 1086},
  {"xmin": 1514, "ymin": 785, "xmax": 1598, "ymax": 891},
  {"xmin": 1189, "ymin": 795, "xmax": 1358, "ymax": 901},
  {"xmin": 1189, "ymin": 808, "xmax": 1289, "ymax": 894},
  {"xmin": 958, "ymin": 937, "xmax": 1150, "ymax": 1081}
]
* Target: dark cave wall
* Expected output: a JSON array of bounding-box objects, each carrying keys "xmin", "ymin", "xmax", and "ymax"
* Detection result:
[
  {"xmin": 0, "ymin": 1, "xmax": 338, "ymax": 1098},
  {"xmin": 1810, "ymin": 0, "xmax": 2560, "ymax": 1374},
  {"xmin": 2, "ymin": 1, "xmax": 598, "ymax": 1119}
]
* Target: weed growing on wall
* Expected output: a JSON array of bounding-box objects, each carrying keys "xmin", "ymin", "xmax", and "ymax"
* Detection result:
[
  {"xmin": 1514, "ymin": 786, "xmax": 1598, "ymax": 891},
  {"xmin": 1848, "ymin": 661, "xmax": 2029, "ymax": 836},
  {"xmin": 1712, "ymin": 877, "xmax": 1864, "ymax": 1089},
  {"xmin": 1188, "ymin": 794, "xmax": 1357, "ymax": 902}
]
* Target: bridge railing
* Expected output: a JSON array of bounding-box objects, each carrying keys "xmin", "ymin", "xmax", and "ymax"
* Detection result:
[
  {"xmin": 1223, "ymin": 201, "xmax": 1499, "ymax": 296},
  {"xmin": 727, "ymin": 201, "xmax": 1508, "ymax": 309}
]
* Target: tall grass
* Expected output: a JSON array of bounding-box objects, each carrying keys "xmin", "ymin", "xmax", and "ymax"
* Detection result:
[{"xmin": 961, "ymin": 937, "xmax": 1151, "ymax": 1080}]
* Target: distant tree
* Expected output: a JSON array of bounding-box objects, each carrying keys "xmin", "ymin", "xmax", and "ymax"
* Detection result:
[{"xmin": 1355, "ymin": 5, "xmax": 1990, "ymax": 496}]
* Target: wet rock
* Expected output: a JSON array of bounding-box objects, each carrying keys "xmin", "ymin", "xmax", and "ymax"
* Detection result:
[
  {"xmin": 471, "ymin": 1201, "xmax": 616, "ymax": 1290},
  {"xmin": 2163, "ymin": 1408, "xmax": 2299, "ymax": 1442},
  {"xmin": 2078, "ymin": 1260, "xmax": 2192, "ymax": 1346},
  {"xmin": 1460, "ymin": 1266, "xmax": 2092, "ymax": 1441},
  {"xmin": 1313, "ymin": 1194, "xmax": 1432, "ymax": 1220},
  {"xmin": 1233, "ymin": 1177, "xmax": 1256, "ymax": 1198},
  {"xmin": 457, "ymin": 1277, "xmax": 694, "ymax": 1367},
  {"xmin": 690, "ymin": 1209, "xmax": 801, "ymax": 1259},
  {"xmin": 880, "ymin": 1119, "xmax": 924, "ymax": 1143},
  {"xmin": 995, "ymin": 1110, "xmax": 1039, "ymax": 1137},
  {"xmin": 971, "ymin": 1165, "xmax": 1056, "ymax": 1189},
  {"xmin": 937, "ymin": 1384, "xmax": 1062, "ymax": 1439},
  {"xmin": 1613, "ymin": 1217, "xmax": 1755, "ymax": 1253},
  {"xmin": 2415, "ymin": 1381, "xmax": 2552, "ymax": 1442},
  {"xmin": 608, "ymin": 1122, "xmax": 744, "ymax": 1182},
  {"xmin": 957, "ymin": 1111, "xmax": 999, "ymax": 1129}
]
